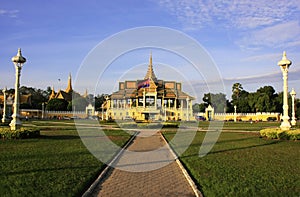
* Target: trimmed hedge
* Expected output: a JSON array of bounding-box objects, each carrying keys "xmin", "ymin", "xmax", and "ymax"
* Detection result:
[
  {"xmin": 260, "ymin": 128, "xmax": 300, "ymax": 140},
  {"xmin": 0, "ymin": 127, "xmax": 40, "ymax": 139}
]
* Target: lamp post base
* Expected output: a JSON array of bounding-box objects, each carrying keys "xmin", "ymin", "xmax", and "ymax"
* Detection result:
[
  {"xmin": 280, "ymin": 120, "xmax": 291, "ymax": 131},
  {"xmin": 9, "ymin": 114, "xmax": 22, "ymax": 131},
  {"xmin": 291, "ymin": 119, "xmax": 297, "ymax": 126},
  {"xmin": 2, "ymin": 116, "xmax": 9, "ymax": 123}
]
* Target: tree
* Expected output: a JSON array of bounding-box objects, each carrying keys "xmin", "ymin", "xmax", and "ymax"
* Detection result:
[
  {"xmin": 255, "ymin": 86, "xmax": 277, "ymax": 112},
  {"xmin": 67, "ymin": 97, "xmax": 89, "ymax": 111},
  {"xmin": 192, "ymin": 103, "xmax": 205, "ymax": 113},
  {"xmin": 19, "ymin": 86, "xmax": 49, "ymax": 109},
  {"xmin": 231, "ymin": 83, "xmax": 250, "ymax": 113},
  {"xmin": 95, "ymin": 94, "xmax": 107, "ymax": 111},
  {"xmin": 232, "ymin": 82, "xmax": 243, "ymax": 100},
  {"xmin": 296, "ymin": 98, "xmax": 300, "ymax": 119},
  {"xmin": 202, "ymin": 93, "xmax": 227, "ymax": 113},
  {"xmin": 231, "ymin": 83, "xmax": 251, "ymax": 112},
  {"xmin": 46, "ymin": 98, "xmax": 68, "ymax": 111}
]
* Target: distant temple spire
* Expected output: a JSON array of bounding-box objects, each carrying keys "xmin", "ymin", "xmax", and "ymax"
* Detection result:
[
  {"xmin": 144, "ymin": 52, "xmax": 157, "ymax": 81},
  {"xmin": 65, "ymin": 73, "xmax": 73, "ymax": 93},
  {"xmin": 84, "ymin": 89, "xmax": 88, "ymax": 97},
  {"xmin": 49, "ymin": 86, "xmax": 56, "ymax": 100}
]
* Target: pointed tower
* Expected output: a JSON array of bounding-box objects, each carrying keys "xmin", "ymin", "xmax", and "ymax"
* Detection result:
[
  {"xmin": 65, "ymin": 73, "xmax": 73, "ymax": 93},
  {"xmin": 49, "ymin": 86, "xmax": 56, "ymax": 100},
  {"xmin": 144, "ymin": 52, "xmax": 157, "ymax": 81},
  {"xmin": 84, "ymin": 89, "xmax": 88, "ymax": 98}
]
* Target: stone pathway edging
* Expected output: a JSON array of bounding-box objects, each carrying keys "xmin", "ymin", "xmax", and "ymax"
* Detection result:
[
  {"xmin": 82, "ymin": 131, "xmax": 139, "ymax": 197},
  {"xmin": 160, "ymin": 132, "xmax": 203, "ymax": 197}
]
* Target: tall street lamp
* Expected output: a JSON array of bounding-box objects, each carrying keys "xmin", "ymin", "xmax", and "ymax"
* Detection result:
[
  {"xmin": 278, "ymin": 51, "xmax": 292, "ymax": 131},
  {"xmin": 10, "ymin": 48, "xmax": 26, "ymax": 130},
  {"xmin": 290, "ymin": 88, "xmax": 297, "ymax": 126},
  {"xmin": 2, "ymin": 87, "xmax": 8, "ymax": 123}
]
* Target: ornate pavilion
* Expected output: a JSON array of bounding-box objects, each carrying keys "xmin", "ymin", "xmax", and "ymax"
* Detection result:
[{"xmin": 104, "ymin": 54, "xmax": 194, "ymax": 121}]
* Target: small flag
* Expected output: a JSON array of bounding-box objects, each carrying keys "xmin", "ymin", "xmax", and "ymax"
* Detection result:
[{"xmin": 138, "ymin": 79, "xmax": 150, "ymax": 89}]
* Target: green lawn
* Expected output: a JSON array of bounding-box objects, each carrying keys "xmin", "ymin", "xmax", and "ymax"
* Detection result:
[
  {"xmin": 198, "ymin": 121, "xmax": 281, "ymax": 131},
  {"xmin": 163, "ymin": 130, "xmax": 300, "ymax": 197},
  {"xmin": 0, "ymin": 121, "xmax": 132, "ymax": 197}
]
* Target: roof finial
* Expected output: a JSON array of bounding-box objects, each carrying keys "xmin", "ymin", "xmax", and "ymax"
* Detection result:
[
  {"xmin": 144, "ymin": 52, "xmax": 157, "ymax": 81},
  {"xmin": 65, "ymin": 73, "xmax": 73, "ymax": 93},
  {"xmin": 150, "ymin": 51, "xmax": 152, "ymax": 66},
  {"xmin": 283, "ymin": 51, "xmax": 287, "ymax": 60},
  {"xmin": 49, "ymin": 85, "xmax": 56, "ymax": 100}
]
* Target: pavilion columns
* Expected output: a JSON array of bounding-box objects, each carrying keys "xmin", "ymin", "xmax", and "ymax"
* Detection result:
[
  {"xmin": 143, "ymin": 89, "xmax": 146, "ymax": 108},
  {"xmin": 111, "ymin": 100, "xmax": 114, "ymax": 109},
  {"xmin": 186, "ymin": 97, "xmax": 190, "ymax": 121},
  {"xmin": 154, "ymin": 93, "xmax": 157, "ymax": 109},
  {"xmin": 129, "ymin": 99, "xmax": 132, "ymax": 108},
  {"xmin": 168, "ymin": 99, "xmax": 171, "ymax": 109},
  {"xmin": 181, "ymin": 100, "xmax": 183, "ymax": 119}
]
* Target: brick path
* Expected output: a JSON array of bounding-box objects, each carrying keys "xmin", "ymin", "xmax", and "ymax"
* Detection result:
[{"xmin": 90, "ymin": 130, "xmax": 199, "ymax": 197}]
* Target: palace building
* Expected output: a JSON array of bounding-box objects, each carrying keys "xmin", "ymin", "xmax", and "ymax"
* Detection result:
[
  {"xmin": 103, "ymin": 54, "xmax": 194, "ymax": 121},
  {"xmin": 49, "ymin": 73, "xmax": 81, "ymax": 102}
]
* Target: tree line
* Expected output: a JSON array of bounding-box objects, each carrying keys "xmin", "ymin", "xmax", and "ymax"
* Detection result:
[
  {"xmin": 1, "ymin": 84, "xmax": 300, "ymax": 118},
  {"xmin": 193, "ymin": 83, "xmax": 300, "ymax": 118},
  {"xmin": 0, "ymin": 86, "xmax": 107, "ymax": 112}
]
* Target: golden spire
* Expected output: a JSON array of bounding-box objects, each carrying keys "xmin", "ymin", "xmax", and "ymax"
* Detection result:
[
  {"xmin": 144, "ymin": 52, "xmax": 157, "ymax": 81},
  {"xmin": 65, "ymin": 73, "xmax": 73, "ymax": 93},
  {"xmin": 49, "ymin": 86, "xmax": 56, "ymax": 100},
  {"xmin": 150, "ymin": 51, "xmax": 152, "ymax": 66},
  {"xmin": 84, "ymin": 89, "xmax": 88, "ymax": 97}
]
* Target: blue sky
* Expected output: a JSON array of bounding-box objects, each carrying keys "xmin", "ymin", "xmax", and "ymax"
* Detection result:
[{"xmin": 1, "ymin": 0, "xmax": 300, "ymax": 101}]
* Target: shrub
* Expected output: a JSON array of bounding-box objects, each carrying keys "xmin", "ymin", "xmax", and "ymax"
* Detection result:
[
  {"xmin": 0, "ymin": 122, "xmax": 10, "ymax": 126},
  {"xmin": 287, "ymin": 130, "xmax": 300, "ymax": 140},
  {"xmin": 0, "ymin": 127, "xmax": 40, "ymax": 140},
  {"xmin": 162, "ymin": 122, "xmax": 179, "ymax": 128},
  {"xmin": 260, "ymin": 128, "xmax": 300, "ymax": 140}
]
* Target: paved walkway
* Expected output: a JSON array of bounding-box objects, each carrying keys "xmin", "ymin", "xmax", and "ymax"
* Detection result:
[{"xmin": 91, "ymin": 130, "xmax": 199, "ymax": 197}]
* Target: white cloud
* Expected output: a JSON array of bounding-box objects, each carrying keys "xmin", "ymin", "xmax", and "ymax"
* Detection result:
[
  {"xmin": 240, "ymin": 53, "xmax": 281, "ymax": 63},
  {"xmin": 237, "ymin": 21, "xmax": 300, "ymax": 49},
  {"xmin": 156, "ymin": 0, "xmax": 300, "ymax": 49},
  {"xmin": 0, "ymin": 9, "xmax": 19, "ymax": 18},
  {"xmin": 156, "ymin": 0, "xmax": 300, "ymax": 29}
]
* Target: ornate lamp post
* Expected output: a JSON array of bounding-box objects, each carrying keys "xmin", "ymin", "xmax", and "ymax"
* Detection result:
[
  {"xmin": 10, "ymin": 48, "xmax": 26, "ymax": 130},
  {"xmin": 290, "ymin": 88, "xmax": 297, "ymax": 126},
  {"xmin": 2, "ymin": 87, "xmax": 9, "ymax": 123},
  {"xmin": 278, "ymin": 51, "xmax": 292, "ymax": 131}
]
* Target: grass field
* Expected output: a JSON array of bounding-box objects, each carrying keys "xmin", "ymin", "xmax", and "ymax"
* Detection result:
[
  {"xmin": 1, "ymin": 120, "xmax": 299, "ymax": 196},
  {"xmin": 0, "ymin": 120, "xmax": 132, "ymax": 197},
  {"xmin": 163, "ymin": 130, "xmax": 300, "ymax": 196},
  {"xmin": 198, "ymin": 121, "xmax": 282, "ymax": 131}
]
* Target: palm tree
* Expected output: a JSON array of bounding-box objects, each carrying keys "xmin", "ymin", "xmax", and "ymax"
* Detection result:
[{"xmin": 232, "ymin": 83, "xmax": 243, "ymax": 99}]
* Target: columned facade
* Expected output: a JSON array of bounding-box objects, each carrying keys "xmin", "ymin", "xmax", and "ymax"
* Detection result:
[{"xmin": 104, "ymin": 54, "xmax": 194, "ymax": 121}]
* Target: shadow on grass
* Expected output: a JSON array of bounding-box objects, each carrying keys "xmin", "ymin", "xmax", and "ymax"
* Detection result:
[
  {"xmin": 1, "ymin": 165, "xmax": 101, "ymax": 176},
  {"xmin": 39, "ymin": 135, "xmax": 80, "ymax": 140},
  {"xmin": 208, "ymin": 140, "xmax": 281, "ymax": 155},
  {"xmin": 180, "ymin": 139, "xmax": 281, "ymax": 158}
]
